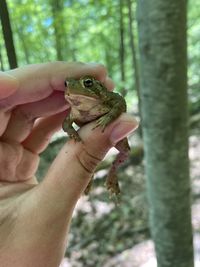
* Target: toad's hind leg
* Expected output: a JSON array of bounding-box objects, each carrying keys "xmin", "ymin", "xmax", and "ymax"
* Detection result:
[{"xmin": 106, "ymin": 138, "xmax": 130, "ymax": 195}]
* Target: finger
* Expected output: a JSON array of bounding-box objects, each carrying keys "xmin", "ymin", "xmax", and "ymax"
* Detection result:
[
  {"xmin": 1, "ymin": 62, "xmax": 109, "ymax": 109},
  {"xmin": 2, "ymin": 91, "xmax": 68, "ymax": 142},
  {"xmin": 0, "ymin": 140, "xmax": 39, "ymax": 182},
  {"xmin": 0, "ymin": 72, "xmax": 19, "ymax": 99},
  {"xmin": 15, "ymin": 149, "xmax": 39, "ymax": 182},
  {"xmin": 0, "ymin": 111, "xmax": 11, "ymax": 136},
  {"xmin": 0, "ymin": 73, "xmax": 18, "ymax": 135},
  {"xmin": 36, "ymin": 114, "xmax": 138, "ymax": 218},
  {"xmin": 104, "ymin": 76, "xmax": 115, "ymax": 91},
  {"xmin": 49, "ymin": 62, "xmax": 114, "ymax": 92},
  {"xmin": 22, "ymin": 111, "xmax": 69, "ymax": 154}
]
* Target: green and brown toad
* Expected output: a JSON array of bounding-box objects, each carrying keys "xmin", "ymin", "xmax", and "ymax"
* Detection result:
[{"xmin": 63, "ymin": 76, "xmax": 130, "ymax": 196}]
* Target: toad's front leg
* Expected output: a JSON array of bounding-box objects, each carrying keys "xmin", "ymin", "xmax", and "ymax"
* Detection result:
[
  {"xmin": 94, "ymin": 106, "xmax": 125, "ymax": 133},
  {"xmin": 62, "ymin": 114, "xmax": 81, "ymax": 142},
  {"xmin": 93, "ymin": 92, "xmax": 127, "ymax": 132}
]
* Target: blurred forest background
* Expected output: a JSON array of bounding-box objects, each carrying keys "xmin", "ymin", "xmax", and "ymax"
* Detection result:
[{"xmin": 0, "ymin": 0, "xmax": 200, "ymax": 266}]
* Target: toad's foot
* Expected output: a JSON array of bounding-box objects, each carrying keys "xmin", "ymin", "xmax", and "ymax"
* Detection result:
[
  {"xmin": 68, "ymin": 130, "xmax": 81, "ymax": 142},
  {"xmin": 105, "ymin": 173, "xmax": 120, "ymax": 196},
  {"xmin": 92, "ymin": 114, "xmax": 111, "ymax": 132},
  {"xmin": 84, "ymin": 177, "xmax": 93, "ymax": 195},
  {"xmin": 63, "ymin": 115, "xmax": 82, "ymax": 142}
]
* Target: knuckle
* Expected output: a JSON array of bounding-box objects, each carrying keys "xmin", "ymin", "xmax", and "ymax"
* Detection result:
[
  {"xmin": 16, "ymin": 150, "xmax": 39, "ymax": 180},
  {"xmin": 76, "ymin": 147, "xmax": 102, "ymax": 174},
  {"xmin": 14, "ymin": 107, "xmax": 34, "ymax": 121}
]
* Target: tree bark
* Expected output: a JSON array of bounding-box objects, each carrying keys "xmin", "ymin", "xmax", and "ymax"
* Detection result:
[
  {"xmin": 127, "ymin": 0, "xmax": 141, "ymax": 112},
  {"xmin": 50, "ymin": 0, "xmax": 65, "ymax": 61},
  {"xmin": 0, "ymin": 45, "xmax": 4, "ymax": 71},
  {"xmin": 137, "ymin": 1, "xmax": 194, "ymax": 267},
  {"xmin": 0, "ymin": 0, "xmax": 18, "ymax": 69},
  {"xmin": 127, "ymin": 0, "xmax": 143, "ymax": 136},
  {"xmin": 119, "ymin": 0, "xmax": 126, "ymax": 96}
]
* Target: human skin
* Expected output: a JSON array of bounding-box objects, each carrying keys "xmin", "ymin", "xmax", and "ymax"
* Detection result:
[{"xmin": 0, "ymin": 62, "xmax": 138, "ymax": 267}]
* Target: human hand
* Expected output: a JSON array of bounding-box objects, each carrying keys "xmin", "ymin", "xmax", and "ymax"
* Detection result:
[{"xmin": 0, "ymin": 62, "xmax": 138, "ymax": 267}]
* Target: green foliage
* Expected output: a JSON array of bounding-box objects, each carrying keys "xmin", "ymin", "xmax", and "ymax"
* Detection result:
[
  {"xmin": 0, "ymin": 0, "xmax": 200, "ymax": 113},
  {"xmin": 1, "ymin": 0, "xmax": 138, "ymax": 109}
]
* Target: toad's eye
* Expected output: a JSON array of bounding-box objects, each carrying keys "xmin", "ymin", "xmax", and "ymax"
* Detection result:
[
  {"xmin": 83, "ymin": 78, "xmax": 93, "ymax": 88},
  {"xmin": 64, "ymin": 80, "xmax": 68, "ymax": 87}
]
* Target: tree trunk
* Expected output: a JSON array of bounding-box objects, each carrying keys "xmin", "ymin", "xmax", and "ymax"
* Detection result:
[
  {"xmin": 0, "ymin": 0, "xmax": 18, "ymax": 69},
  {"xmin": 119, "ymin": 0, "xmax": 126, "ymax": 96},
  {"xmin": 0, "ymin": 45, "xmax": 4, "ymax": 70},
  {"xmin": 127, "ymin": 0, "xmax": 141, "ymax": 112},
  {"xmin": 127, "ymin": 0, "xmax": 143, "ymax": 136},
  {"xmin": 137, "ymin": 1, "xmax": 194, "ymax": 267},
  {"xmin": 50, "ymin": 0, "xmax": 65, "ymax": 61}
]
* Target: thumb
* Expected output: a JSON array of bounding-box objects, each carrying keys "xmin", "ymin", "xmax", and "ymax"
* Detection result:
[
  {"xmin": 37, "ymin": 114, "xmax": 138, "ymax": 216},
  {"xmin": 0, "ymin": 72, "xmax": 19, "ymax": 99}
]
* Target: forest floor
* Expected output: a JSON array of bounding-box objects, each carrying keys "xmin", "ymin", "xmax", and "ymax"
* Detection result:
[{"xmin": 38, "ymin": 129, "xmax": 200, "ymax": 267}]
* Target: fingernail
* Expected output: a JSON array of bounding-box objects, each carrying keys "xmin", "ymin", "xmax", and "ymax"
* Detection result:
[{"xmin": 110, "ymin": 119, "xmax": 138, "ymax": 144}]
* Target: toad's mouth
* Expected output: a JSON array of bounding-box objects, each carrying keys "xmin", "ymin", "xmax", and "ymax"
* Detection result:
[
  {"xmin": 65, "ymin": 84, "xmax": 99, "ymax": 99},
  {"xmin": 66, "ymin": 93, "xmax": 101, "ymax": 108},
  {"xmin": 66, "ymin": 92, "xmax": 99, "ymax": 100}
]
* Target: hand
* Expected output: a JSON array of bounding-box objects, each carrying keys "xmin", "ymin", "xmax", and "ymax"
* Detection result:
[{"xmin": 0, "ymin": 62, "xmax": 138, "ymax": 267}]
